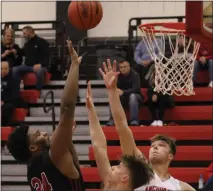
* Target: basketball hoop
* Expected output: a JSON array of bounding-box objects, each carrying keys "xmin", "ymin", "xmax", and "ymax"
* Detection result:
[{"xmin": 139, "ymin": 22, "xmax": 200, "ymax": 96}]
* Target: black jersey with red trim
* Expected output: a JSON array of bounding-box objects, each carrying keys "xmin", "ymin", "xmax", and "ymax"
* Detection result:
[{"xmin": 27, "ymin": 151, "xmax": 85, "ymax": 191}]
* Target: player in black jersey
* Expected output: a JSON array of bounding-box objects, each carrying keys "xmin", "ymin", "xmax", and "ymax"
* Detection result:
[
  {"xmin": 86, "ymin": 81, "xmax": 153, "ymax": 191},
  {"xmin": 7, "ymin": 40, "xmax": 85, "ymax": 191}
]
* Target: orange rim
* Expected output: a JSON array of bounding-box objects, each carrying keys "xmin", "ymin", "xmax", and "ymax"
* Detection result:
[{"xmin": 139, "ymin": 22, "xmax": 185, "ymax": 34}]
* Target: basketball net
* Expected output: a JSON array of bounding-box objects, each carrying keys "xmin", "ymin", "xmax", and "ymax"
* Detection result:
[{"xmin": 139, "ymin": 23, "xmax": 200, "ymax": 96}]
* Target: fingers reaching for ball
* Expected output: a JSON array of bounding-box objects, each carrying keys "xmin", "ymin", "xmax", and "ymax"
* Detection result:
[
  {"xmin": 99, "ymin": 59, "xmax": 120, "ymax": 90},
  {"xmin": 66, "ymin": 40, "xmax": 82, "ymax": 64}
]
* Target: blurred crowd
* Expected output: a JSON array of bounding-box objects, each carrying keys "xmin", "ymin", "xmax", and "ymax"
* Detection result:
[{"xmin": 1, "ymin": 26, "xmax": 212, "ymax": 127}]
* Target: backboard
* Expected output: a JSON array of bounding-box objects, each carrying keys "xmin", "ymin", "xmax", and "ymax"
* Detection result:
[{"xmin": 186, "ymin": 1, "xmax": 212, "ymax": 45}]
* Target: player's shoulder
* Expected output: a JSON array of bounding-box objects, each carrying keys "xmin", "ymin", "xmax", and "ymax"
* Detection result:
[{"xmin": 179, "ymin": 180, "xmax": 196, "ymax": 191}]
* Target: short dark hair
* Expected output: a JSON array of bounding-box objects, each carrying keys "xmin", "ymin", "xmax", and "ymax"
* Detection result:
[
  {"xmin": 22, "ymin": 26, "xmax": 34, "ymax": 32},
  {"xmin": 7, "ymin": 125, "xmax": 31, "ymax": 163},
  {"xmin": 121, "ymin": 155, "xmax": 154, "ymax": 189},
  {"xmin": 150, "ymin": 134, "xmax": 176, "ymax": 155},
  {"xmin": 118, "ymin": 59, "xmax": 129, "ymax": 65}
]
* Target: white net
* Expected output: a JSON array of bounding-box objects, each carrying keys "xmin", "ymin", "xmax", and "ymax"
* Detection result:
[{"xmin": 139, "ymin": 23, "xmax": 200, "ymax": 96}]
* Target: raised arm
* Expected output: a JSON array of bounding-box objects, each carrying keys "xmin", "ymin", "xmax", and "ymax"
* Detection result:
[
  {"xmin": 49, "ymin": 40, "xmax": 81, "ymax": 179},
  {"xmin": 99, "ymin": 60, "xmax": 147, "ymax": 161},
  {"xmin": 86, "ymin": 81, "xmax": 111, "ymax": 186},
  {"xmin": 69, "ymin": 121, "xmax": 80, "ymax": 168}
]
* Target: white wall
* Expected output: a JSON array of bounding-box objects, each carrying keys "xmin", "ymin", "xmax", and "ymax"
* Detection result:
[
  {"xmin": 1, "ymin": 1, "xmax": 56, "ymax": 22},
  {"xmin": 1, "ymin": 1, "xmax": 185, "ymax": 37},
  {"xmin": 88, "ymin": 1, "xmax": 185, "ymax": 37}
]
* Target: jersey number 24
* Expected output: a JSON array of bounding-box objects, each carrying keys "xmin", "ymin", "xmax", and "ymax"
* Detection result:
[{"xmin": 31, "ymin": 172, "xmax": 53, "ymax": 191}]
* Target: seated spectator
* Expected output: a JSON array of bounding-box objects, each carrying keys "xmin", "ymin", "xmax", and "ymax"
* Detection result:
[
  {"xmin": 12, "ymin": 26, "xmax": 50, "ymax": 92},
  {"xmin": 106, "ymin": 60, "xmax": 143, "ymax": 126},
  {"xmin": 1, "ymin": 61, "xmax": 20, "ymax": 126},
  {"xmin": 1, "ymin": 28, "xmax": 23, "ymax": 67},
  {"xmin": 193, "ymin": 44, "xmax": 213, "ymax": 87},
  {"xmin": 146, "ymin": 65, "xmax": 174, "ymax": 126},
  {"xmin": 134, "ymin": 29, "xmax": 162, "ymax": 87},
  {"xmin": 203, "ymin": 162, "xmax": 213, "ymax": 191}
]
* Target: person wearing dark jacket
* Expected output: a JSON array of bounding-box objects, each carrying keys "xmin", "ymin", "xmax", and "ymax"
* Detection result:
[
  {"xmin": 12, "ymin": 26, "xmax": 50, "ymax": 92},
  {"xmin": 146, "ymin": 65, "xmax": 174, "ymax": 126},
  {"xmin": 1, "ymin": 61, "xmax": 21, "ymax": 126},
  {"xmin": 106, "ymin": 60, "xmax": 143, "ymax": 126},
  {"xmin": 1, "ymin": 28, "xmax": 23, "ymax": 67},
  {"xmin": 193, "ymin": 43, "xmax": 213, "ymax": 87}
]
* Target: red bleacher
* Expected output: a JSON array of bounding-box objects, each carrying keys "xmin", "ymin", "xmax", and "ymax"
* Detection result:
[
  {"xmin": 20, "ymin": 90, "xmax": 40, "ymax": 104},
  {"xmin": 102, "ymin": 126, "xmax": 212, "ymax": 141},
  {"xmin": 22, "ymin": 72, "xmax": 51, "ymax": 86},
  {"xmin": 196, "ymin": 70, "xmax": 210, "ymax": 83},
  {"xmin": 126, "ymin": 106, "xmax": 212, "ymax": 121},
  {"xmin": 1, "ymin": 126, "xmax": 14, "ymax": 141},
  {"xmin": 141, "ymin": 87, "xmax": 212, "ymax": 103},
  {"xmin": 11, "ymin": 108, "xmax": 28, "ymax": 122},
  {"xmin": 81, "ymin": 167, "xmax": 206, "ymax": 183},
  {"xmin": 1, "ymin": 71, "xmax": 211, "ymax": 189},
  {"xmin": 89, "ymin": 146, "xmax": 212, "ymax": 161}
]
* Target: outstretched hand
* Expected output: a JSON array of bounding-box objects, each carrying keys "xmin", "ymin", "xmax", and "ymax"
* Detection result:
[
  {"xmin": 99, "ymin": 59, "xmax": 120, "ymax": 90},
  {"xmin": 67, "ymin": 40, "xmax": 82, "ymax": 64},
  {"xmin": 86, "ymin": 81, "xmax": 94, "ymax": 109}
]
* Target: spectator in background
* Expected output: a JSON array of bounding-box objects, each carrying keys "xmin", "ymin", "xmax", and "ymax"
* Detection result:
[
  {"xmin": 13, "ymin": 26, "xmax": 50, "ymax": 92},
  {"xmin": 146, "ymin": 65, "xmax": 174, "ymax": 126},
  {"xmin": 106, "ymin": 60, "xmax": 143, "ymax": 126},
  {"xmin": 203, "ymin": 162, "xmax": 213, "ymax": 191},
  {"xmin": 134, "ymin": 28, "xmax": 162, "ymax": 87},
  {"xmin": 1, "ymin": 61, "xmax": 20, "ymax": 126},
  {"xmin": 1, "ymin": 28, "xmax": 23, "ymax": 68},
  {"xmin": 193, "ymin": 44, "xmax": 213, "ymax": 88}
]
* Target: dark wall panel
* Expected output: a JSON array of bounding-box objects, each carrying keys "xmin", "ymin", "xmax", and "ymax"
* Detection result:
[{"xmin": 56, "ymin": 1, "xmax": 87, "ymax": 44}]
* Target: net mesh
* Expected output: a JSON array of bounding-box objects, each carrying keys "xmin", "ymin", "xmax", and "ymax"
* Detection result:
[{"xmin": 139, "ymin": 23, "xmax": 200, "ymax": 96}]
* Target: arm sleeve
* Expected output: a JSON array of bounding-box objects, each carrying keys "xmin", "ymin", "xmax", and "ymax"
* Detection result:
[
  {"xmin": 134, "ymin": 42, "xmax": 143, "ymax": 65},
  {"xmin": 14, "ymin": 44, "xmax": 23, "ymax": 66},
  {"xmin": 38, "ymin": 39, "xmax": 50, "ymax": 68},
  {"xmin": 123, "ymin": 73, "xmax": 141, "ymax": 96}
]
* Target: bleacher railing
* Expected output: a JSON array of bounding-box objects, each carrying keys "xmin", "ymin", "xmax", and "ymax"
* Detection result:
[
  {"xmin": 43, "ymin": 90, "xmax": 56, "ymax": 131},
  {"xmin": 127, "ymin": 16, "xmax": 185, "ymax": 61}
]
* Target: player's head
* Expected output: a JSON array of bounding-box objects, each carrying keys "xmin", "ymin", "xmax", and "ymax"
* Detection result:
[
  {"xmin": 149, "ymin": 134, "xmax": 176, "ymax": 165},
  {"xmin": 3, "ymin": 28, "xmax": 14, "ymax": 44},
  {"xmin": 118, "ymin": 60, "xmax": 131, "ymax": 76},
  {"xmin": 108, "ymin": 155, "xmax": 153, "ymax": 190},
  {"xmin": 7, "ymin": 125, "xmax": 50, "ymax": 163},
  {"xmin": 22, "ymin": 26, "xmax": 34, "ymax": 40},
  {"xmin": 1, "ymin": 61, "xmax": 10, "ymax": 78}
]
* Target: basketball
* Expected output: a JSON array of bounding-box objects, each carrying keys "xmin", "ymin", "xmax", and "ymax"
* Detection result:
[{"xmin": 67, "ymin": 1, "xmax": 103, "ymax": 30}]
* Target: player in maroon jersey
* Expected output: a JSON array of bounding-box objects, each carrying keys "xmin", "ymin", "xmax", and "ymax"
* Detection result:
[{"xmin": 7, "ymin": 40, "xmax": 85, "ymax": 191}]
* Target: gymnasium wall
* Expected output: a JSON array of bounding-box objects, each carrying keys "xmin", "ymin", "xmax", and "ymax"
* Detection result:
[
  {"xmin": 1, "ymin": 1, "xmax": 56, "ymax": 22},
  {"xmin": 1, "ymin": 1, "xmax": 185, "ymax": 37}
]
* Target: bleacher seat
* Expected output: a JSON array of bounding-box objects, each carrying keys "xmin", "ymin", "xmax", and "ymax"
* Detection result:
[
  {"xmin": 89, "ymin": 146, "xmax": 212, "ymax": 161},
  {"xmin": 81, "ymin": 167, "xmax": 206, "ymax": 184},
  {"xmin": 196, "ymin": 70, "xmax": 210, "ymax": 83},
  {"xmin": 1, "ymin": 127, "xmax": 14, "ymax": 141},
  {"xmin": 126, "ymin": 106, "xmax": 212, "ymax": 121},
  {"xmin": 141, "ymin": 87, "xmax": 212, "ymax": 103},
  {"xmin": 20, "ymin": 90, "xmax": 40, "ymax": 104},
  {"xmin": 22, "ymin": 72, "xmax": 51, "ymax": 86},
  {"xmin": 102, "ymin": 126, "xmax": 212, "ymax": 141},
  {"xmin": 12, "ymin": 108, "xmax": 28, "ymax": 122}
]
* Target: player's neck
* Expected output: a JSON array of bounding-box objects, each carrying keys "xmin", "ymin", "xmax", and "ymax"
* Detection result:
[
  {"xmin": 108, "ymin": 182, "xmax": 130, "ymax": 191},
  {"xmin": 152, "ymin": 163, "xmax": 170, "ymax": 182}
]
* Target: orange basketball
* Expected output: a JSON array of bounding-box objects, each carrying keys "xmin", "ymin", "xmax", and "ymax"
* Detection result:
[{"xmin": 67, "ymin": 1, "xmax": 103, "ymax": 30}]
